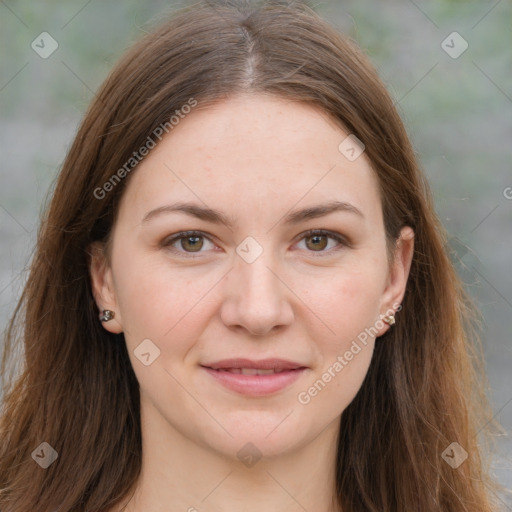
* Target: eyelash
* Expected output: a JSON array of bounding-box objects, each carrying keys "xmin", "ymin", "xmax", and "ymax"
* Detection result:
[{"xmin": 161, "ymin": 229, "xmax": 350, "ymax": 258}]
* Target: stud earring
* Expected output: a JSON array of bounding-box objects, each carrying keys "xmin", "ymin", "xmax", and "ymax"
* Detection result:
[
  {"xmin": 99, "ymin": 310, "xmax": 115, "ymax": 322},
  {"xmin": 382, "ymin": 314, "xmax": 395, "ymax": 326}
]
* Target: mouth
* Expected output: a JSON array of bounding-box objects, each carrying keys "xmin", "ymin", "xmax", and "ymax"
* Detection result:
[
  {"xmin": 200, "ymin": 358, "xmax": 308, "ymax": 396},
  {"xmin": 211, "ymin": 367, "xmax": 292, "ymax": 375}
]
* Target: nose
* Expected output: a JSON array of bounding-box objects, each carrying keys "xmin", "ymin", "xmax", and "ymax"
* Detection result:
[{"xmin": 220, "ymin": 248, "xmax": 294, "ymax": 337}]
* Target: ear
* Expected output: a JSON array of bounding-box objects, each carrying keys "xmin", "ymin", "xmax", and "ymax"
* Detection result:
[
  {"xmin": 378, "ymin": 226, "xmax": 414, "ymax": 335},
  {"xmin": 88, "ymin": 241, "xmax": 124, "ymax": 334}
]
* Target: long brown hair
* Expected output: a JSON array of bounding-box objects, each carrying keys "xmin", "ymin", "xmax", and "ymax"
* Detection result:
[{"xmin": 0, "ymin": 1, "xmax": 500, "ymax": 510}]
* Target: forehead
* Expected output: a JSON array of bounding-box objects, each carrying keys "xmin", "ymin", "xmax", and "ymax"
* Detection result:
[{"xmin": 117, "ymin": 94, "xmax": 382, "ymax": 228}]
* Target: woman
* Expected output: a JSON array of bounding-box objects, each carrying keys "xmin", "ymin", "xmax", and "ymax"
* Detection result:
[{"xmin": 0, "ymin": 1, "xmax": 501, "ymax": 510}]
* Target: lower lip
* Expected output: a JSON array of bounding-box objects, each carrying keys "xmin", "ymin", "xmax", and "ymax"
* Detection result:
[{"xmin": 202, "ymin": 367, "xmax": 306, "ymax": 396}]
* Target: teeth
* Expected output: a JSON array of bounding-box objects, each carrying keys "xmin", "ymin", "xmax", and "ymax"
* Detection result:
[
  {"xmin": 253, "ymin": 369, "xmax": 276, "ymax": 375},
  {"xmin": 241, "ymin": 368, "xmax": 259, "ymax": 375},
  {"xmin": 217, "ymin": 368, "xmax": 289, "ymax": 375}
]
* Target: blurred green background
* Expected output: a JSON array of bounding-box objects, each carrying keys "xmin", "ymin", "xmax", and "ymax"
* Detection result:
[{"xmin": 1, "ymin": 0, "xmax": 511, "ymax": 505}]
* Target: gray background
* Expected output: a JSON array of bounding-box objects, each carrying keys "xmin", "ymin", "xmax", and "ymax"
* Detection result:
[{"xmin": 1, "ymin": 0, "xmax": 511, "ymax": 507}]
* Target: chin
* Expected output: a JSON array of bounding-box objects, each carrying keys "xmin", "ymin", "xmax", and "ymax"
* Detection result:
[{"xmin": 198, "ymin": 414, "xmax": 311, "ymax": 462}]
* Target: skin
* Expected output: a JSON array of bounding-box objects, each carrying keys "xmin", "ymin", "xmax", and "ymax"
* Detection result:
[{"xmin": 89, "ymin": 93, "xmax": 414, "ymax": 512}]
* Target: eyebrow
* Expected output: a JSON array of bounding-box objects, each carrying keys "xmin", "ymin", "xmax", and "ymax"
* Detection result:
[{"xmin": 141, "ymin": 200, "xmax": 364, "ymax": 228}]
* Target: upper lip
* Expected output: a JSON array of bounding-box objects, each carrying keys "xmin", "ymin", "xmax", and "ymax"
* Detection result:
[{"xmin": 202, "ymin": 358, "xmax": 306, "ymax": 371}]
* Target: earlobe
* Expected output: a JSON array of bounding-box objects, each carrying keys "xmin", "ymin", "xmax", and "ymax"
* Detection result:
[{"xmin": 88, "ymin": 241, "xmax": 123, "ymax": 333}]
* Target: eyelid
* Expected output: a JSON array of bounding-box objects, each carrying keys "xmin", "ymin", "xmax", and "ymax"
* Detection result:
[{"xmin": 161, "ymin": 229, "xmax": 350, "ymax": 257}]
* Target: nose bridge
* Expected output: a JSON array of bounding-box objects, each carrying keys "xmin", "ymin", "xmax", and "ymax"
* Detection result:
[
  {"xmin": 236, "ymin": 238, "xmax": 282, "ymax": 307},
  {"xmin": 220, "ymin": 236, "xmax": 294, "ymax": 335},
  {"xmin": 238, "ymin": 247, "xmax": 279, "ymax": 298}
]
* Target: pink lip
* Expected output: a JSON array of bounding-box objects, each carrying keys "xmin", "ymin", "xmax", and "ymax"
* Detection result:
[
  {"xmin": 200, "ymin": 358, "xmax": 308, "ymax": 396},
  {"xmin": 202, "ymin": 367, "xmax": 306, "ymax": 396}
]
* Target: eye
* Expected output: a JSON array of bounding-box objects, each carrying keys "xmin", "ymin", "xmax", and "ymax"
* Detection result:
[
  {"xmin": 162, "ymin": 230, "xmax": 216, "ymax": 257},
  {"xmin": 161, "ymin": 229, "xmax": 349, "ymax": 258},
  {"xmin": 294, "ymin": 229, "xmax": 349, "ymax": 256}
]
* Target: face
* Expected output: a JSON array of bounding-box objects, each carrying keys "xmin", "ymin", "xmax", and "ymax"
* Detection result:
[{"xmin": 90, "ymin": 93, "xmax": 414, "ymax": 461}]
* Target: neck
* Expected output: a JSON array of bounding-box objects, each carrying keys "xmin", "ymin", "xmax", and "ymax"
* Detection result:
[{"xmin": 115, "ymin": 400, "xmax": 342, "ymax": 512}]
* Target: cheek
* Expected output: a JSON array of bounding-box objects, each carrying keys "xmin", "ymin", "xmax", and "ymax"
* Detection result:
[
  {"xmin": 112, "ymin": 251, "xmax": 217, "ymax": 354},
  {"xmin": 296, "ymin": 269, "xmax": 379, "ymax": 414},
  {"xmin": 299, "ymin": 260, "xmax": 385, "ymax": 343},
  {"xmin": 294, "ymin": 257, "xmax": 384, "ymax": 406}
]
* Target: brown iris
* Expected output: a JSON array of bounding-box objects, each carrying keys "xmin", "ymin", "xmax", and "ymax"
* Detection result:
[
  {"xmin": 180, "ymin": 235, "xmax": 204, "ymax": 252},
  {"xmin": 305, "ymin": 234, "xmax": 328, "ymax": 251}
]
